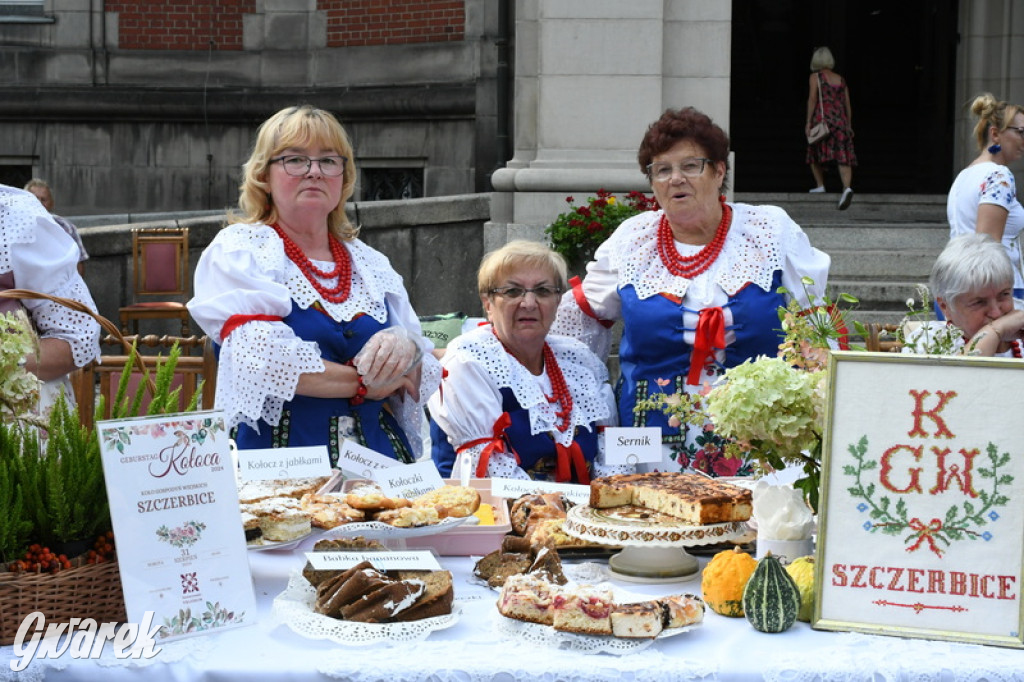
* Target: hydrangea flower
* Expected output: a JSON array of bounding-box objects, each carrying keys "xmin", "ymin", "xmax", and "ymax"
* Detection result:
[{"xmin": 0, "ymin": 310, "xmax": 42, "ymax": 421}]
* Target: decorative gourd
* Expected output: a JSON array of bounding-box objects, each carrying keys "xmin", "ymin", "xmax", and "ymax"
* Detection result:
[
  {"xmin": 742, "ymin": 552, "xmax": 801, "ymax": 633},
  {"xmin": 701, "ymin": 546, "xmax": 758, "ymax": 617},
  {"xmin": 785, "ymin": 555, "xmax": 816, "ymax": 622}
]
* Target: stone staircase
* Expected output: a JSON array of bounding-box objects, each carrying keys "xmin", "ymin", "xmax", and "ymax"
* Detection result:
[{"xmin": 735, "ymin": 192, "xmax": 949, "ymax": 327}]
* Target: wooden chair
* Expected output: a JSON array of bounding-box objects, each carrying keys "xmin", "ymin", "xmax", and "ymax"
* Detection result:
[
  {"xmin": 864, "ymin": 323, "xmax": 904, "ymax": 353},
  {"xmin": 100, "ymin": 332, "xmax": 207, "ymax": 356},
  {"xmin": 119, "ymin": 227, "xmax": 191, "ymax": 336},
  {"xmin": 74, "ymin": 336, "xmax": 216, "ymax": 425}
]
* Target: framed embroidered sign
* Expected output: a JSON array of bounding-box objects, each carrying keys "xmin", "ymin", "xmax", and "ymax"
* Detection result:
[{"xmin": 815, "ymin": 351, "xmax": 1024, "ymax": 648}]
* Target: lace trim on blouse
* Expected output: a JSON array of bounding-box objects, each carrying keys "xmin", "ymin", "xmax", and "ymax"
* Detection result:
[
  {"xmin": 609, "ymin": 203, "xmax": 798, "ymax": 300},
  {"xmin": 0, "ymin": 197, "xmax": 39, "ymax": 273},
  {"xmin": 0, "ymin": 189, "xmax": 99, "ymax": 367},
  {"xmin": 217, "ymin": 320, "xmax": 325, "ymax": 430},
  {"xmin": 215, "ymin": 223, "xmax": 404, "ymax": 323},
  {"xmin": 450, "ymin": 326, "xmax": 611, "ymax": 447},
  {"xmin": 38, "ymin": 276, "xmax": 101, "ymax": 368}
]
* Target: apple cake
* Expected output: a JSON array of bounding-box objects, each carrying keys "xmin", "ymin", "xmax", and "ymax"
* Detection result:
[{"xmin": 589, "ymin": 472, "xmax": 752, "ymax": 525}]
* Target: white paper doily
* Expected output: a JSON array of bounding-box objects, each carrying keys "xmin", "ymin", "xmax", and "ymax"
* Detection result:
[
  {"xmin": 492, "ymin": 582, "xmax": 701, "ymax": 655},
  {"xmin": 492, "ymin": 609, "xmax": 699, "ymax": 655},
  {"xmin": 564, "ymin": 505, "xmax": 748, "ymax": 547},
  {"xmin": 271, "ymin": 570, "xmax": 460, "ymax": 645},
  {"xmin": 318, "ymin": 515, "xmax": 471, "ymax": 541}
]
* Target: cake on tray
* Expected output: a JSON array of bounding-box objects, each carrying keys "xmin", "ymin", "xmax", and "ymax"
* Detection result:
[{"xmin": 589, "ymin": 472, "xmax": 752, "ymax": 525}]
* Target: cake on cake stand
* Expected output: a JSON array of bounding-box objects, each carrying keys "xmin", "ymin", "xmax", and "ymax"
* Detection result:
[{"xmin": 563, "ymin": 504, "xmax": 750, "ymax": 583}]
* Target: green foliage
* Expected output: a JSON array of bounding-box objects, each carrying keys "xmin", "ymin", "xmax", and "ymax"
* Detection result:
[
  {"xmin": 1, "ymin": 341, "xmax": 203, "ymax": 564},
  {"xmin": 0, "ymin": 422, "xmax": 35, "ymax": 562},
  {"xmin": 633, "ymin": 278, "xmax": 861, "ymax": 512},
  {"xmin": 13, "ymin": 392, "xmax": 110, "ymax": 549},
  {"xmin": 544, "ymin": 189, "xmax": 658, "ymax": 268}
]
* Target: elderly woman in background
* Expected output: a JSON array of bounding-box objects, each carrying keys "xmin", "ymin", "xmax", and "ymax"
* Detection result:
[
  {"xmin": 909, "ymin": 233, "xmax": 1024, "ymax": 357},
  {"xmin": 553, "ymin": 107, "xmax": 831, "ymax": 476},
  {"xmin": 189, "ymin": 105, "xmax": 439, "ymax": 465},
  {"xmin": 947, "ymin": 93, "xmax": 1024, "ymax": 301},
  {"xmin": 0, "ymin": 184, "xmax": 100, "ymax": 411},
  {"xmin": 429, "ymin": 241, "xmax": 631, "ymax": 483}
]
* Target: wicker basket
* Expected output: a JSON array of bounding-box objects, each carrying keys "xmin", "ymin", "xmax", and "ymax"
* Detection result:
[{"xmin": 0, "ymin": 559, "xmax": 127, "ymax": 646}]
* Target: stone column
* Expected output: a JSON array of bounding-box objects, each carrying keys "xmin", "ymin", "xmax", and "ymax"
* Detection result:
[
  {"xmin": 954, "ymin": 1, "xmax": 1024, "ymax": 186},
  {"xmin": 486, "ymin": 0, "xmax": 732, "ymax": 251}
]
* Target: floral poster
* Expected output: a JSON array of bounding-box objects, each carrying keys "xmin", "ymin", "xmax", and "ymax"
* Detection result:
[
  {"xmin": 816, "ymin": 352, "xmax": 1024, "ymax": 648},
  {"xmin": 98, "ymin": 411, "xmax": 256, "ymax": 642}
]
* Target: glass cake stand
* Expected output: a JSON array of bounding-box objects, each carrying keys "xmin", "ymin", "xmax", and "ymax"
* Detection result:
[{"xmin": 562, "ymin": 505, "xmax": 750, "ymax": 583}]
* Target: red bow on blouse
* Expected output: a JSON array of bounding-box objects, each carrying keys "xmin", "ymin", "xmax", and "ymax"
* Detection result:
[
  {"xmin": 456, "ymin": 413, "xmax": 517, "ymax": 478},
  {"xmin": 687, "ymin": 306, "xmax": 725, "ymax": 385},
  {"xmin": 554, "ymin": 441, "xmax": 590, "ymax": 484}
]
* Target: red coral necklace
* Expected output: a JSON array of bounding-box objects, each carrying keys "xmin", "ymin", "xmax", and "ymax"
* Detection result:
[
  {"xmin": 542, "ymin": 343, "xmax": 574, "ymax": 432},
  {"xmin": 492, "ymin": 329, "xmax": 573, "ymax": 432},
  {"xmin": 271, "ymin": 223, "xmax": 352, "ymax": 303},
  {"xmin": 657, "ymin": 196, "xmax": 731, "ymax": 279}
]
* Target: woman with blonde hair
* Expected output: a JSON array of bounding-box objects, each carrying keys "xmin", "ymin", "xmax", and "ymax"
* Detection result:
[
  {"xmin": 805, "ymin": 46, "xmax": 857, "ymax": 209},
  {"xmin": 189, "ymin": 105, "xmax": 439, "ymax": 464},
  {"xmin": 429, "ymin": 240, "xmax": 629, "ymax": 482},
  {"xmin": 947, "ymin": 93, "xmax": 1024, "ymax": 302}
]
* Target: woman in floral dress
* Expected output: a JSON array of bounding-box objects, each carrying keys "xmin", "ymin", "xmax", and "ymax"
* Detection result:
[{"xmin": 805, "ymin": 46, "xmax": 857, "ymax": 210}]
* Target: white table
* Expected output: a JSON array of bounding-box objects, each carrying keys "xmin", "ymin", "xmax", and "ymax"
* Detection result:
[{"xmin": 3, "ymin": 549, "xmax": 1023, "ymax": 682}]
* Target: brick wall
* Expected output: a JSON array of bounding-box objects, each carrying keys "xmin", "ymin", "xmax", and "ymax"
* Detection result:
[
  {"xmin": 107, "ymin": 0, "xmax": 256, "ymax": 50},
  {"xmin": 319, "ymin": 0, "xmax": 464, "ymax": 46}
]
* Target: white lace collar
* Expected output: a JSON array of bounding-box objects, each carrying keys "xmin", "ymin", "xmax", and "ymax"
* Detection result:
[
  {"xmin": 453, "ymin": 325, "xmax": 611, "ymax": 446},
  {"xmin": 219, "ymin": 223, "xmax": 404, "ymax": 323},
  {"xmin": 608, "ymin": 203, "xmax": 795, "ymax": 299},
  {"xmin": 0, "ymin": 186, "xmax": 48, "ymax": 273}
]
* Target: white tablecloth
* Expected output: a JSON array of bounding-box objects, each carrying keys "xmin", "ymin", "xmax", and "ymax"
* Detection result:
[{"xmin": 3, "ymin": 549, "xmax": 1023, "ymax": 682}]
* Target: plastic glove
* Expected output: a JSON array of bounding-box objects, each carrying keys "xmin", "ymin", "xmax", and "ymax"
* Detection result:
[{"xmin": 353, "ymin": 326, "xmax": 423, "ymax": 388}]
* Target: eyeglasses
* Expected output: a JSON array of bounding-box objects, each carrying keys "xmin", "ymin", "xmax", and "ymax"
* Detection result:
[
  {"xmin": 646, "ymin": 158, "xmax": 712, "ymax": 182},
  {"xmin": 270, "ymin": 154, "xmax": 348, "ymax": 177},
  {"xmin": 488, "ymin": 286, "xmax": 563, "ymax": 300},
  {"xmin": 1006, "ymin": 126, "xmax": 1024, "ymax": 137}
]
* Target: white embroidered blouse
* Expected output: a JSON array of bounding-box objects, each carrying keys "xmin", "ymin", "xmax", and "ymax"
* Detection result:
[
  {"xmin": 0, "ymin": 184, "xmax": 101, "ymax": 409},
  {"xmin": 428, "ymin": 325, "xmax": 630, "ymax": 480},
  {"xmin": 552, "ymin": 203, "xmax": 832, "ymax": 361},
  {"xmin": 187, "ymin": 222, "xmax": 440, "ymax": 455}
]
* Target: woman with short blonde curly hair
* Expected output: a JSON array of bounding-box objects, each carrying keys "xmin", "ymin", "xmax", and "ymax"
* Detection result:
[{"xmin": 430, "ymin": 240, "xmax": 628, "ymax": 482}]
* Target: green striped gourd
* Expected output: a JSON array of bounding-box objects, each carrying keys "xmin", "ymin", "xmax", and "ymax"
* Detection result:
[{"xmin": 742, "ymin": 553, "xmax": 801, "ymax": 633}]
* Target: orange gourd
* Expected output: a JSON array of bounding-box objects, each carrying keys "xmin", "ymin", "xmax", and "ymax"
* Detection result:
[{"xmin": 700, "ymin": 546, "xmax": 758, "ymax": 617}]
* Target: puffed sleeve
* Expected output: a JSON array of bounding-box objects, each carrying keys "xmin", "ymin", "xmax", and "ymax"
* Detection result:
[
  {"xmin": 427, "ymin": 351, "xmax": 530, "ymax": 479},
  {"xmin": 551, "ymin": 239, "xmax": 621, "ymax": 360},
  {"xmin": 776, "ymin": 208, "xmax": 831, "ymax": 307},
  {"xmin": 9, "ymin": 203, "xmax": 100, "ymax": 369},
  {"xmin": 188, "ymin": 226, "xmax": 324, "ymax": 431}
]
